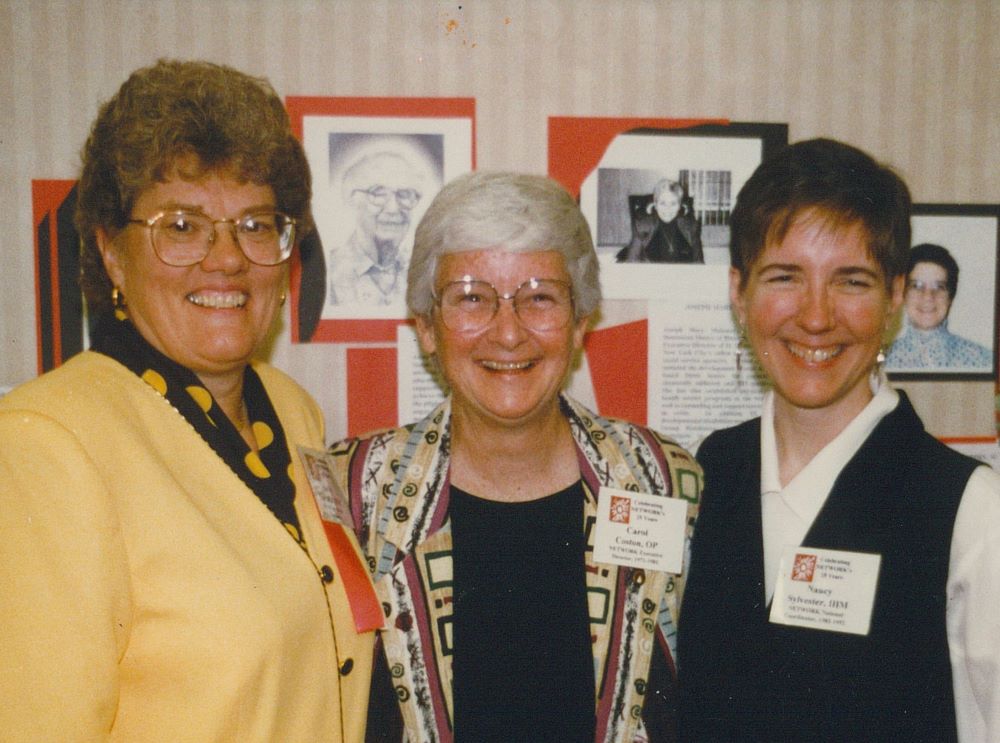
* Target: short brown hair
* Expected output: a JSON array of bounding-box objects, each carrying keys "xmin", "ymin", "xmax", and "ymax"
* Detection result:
[
  {"xmin": 729, "ymin": 138, "xmax": 911, "ymax": 288},
  {"xmin": 76, "ymin": 59, "xmax": 311, "ymax": 317}
]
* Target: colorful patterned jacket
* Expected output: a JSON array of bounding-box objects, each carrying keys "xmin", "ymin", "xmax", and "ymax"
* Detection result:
[{"xmin": 328, "ymin": 395, "xmax": 701, "ymax": 742}]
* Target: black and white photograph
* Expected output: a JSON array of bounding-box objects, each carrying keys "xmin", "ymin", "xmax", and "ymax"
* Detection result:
[
  {"xmin": 606, "ymin": 170, "xmax": 710, "ymax": 265},
  {"xmin": 580, "ymin": 122, "xmax": 788, "ymax": 299},
  {"xmin": 886, "ymin": 204, "xmax": 999, "ymax": 379},
  {"xmin": 292, "ymin": 98, "xmax": 474, "ymax": 339},
  {"xmin": 579, "ymin": 122, "xmax": 787, "ymax": 299}
]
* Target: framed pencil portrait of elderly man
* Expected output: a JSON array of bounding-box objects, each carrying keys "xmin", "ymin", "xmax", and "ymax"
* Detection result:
[
  {"xmin": 885, "ymin": 204, "xmax": 999, "ymax": 381},
  {"xmin": 286, "ymin": 97, "xmax": 474, "ymax": 343}
]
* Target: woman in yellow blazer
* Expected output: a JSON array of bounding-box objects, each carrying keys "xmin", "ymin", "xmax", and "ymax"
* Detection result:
[{"xmin": 0, "ymin": 60, "xmax": 379, "ymax": 741}]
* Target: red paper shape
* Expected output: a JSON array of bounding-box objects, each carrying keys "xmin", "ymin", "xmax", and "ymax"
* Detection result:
[
  {"xmin": 584, "ymin": 320, "xmax": 648, "ymax": 425},
  {"xmin": 347, "ymin": 346, "xmax": 399, "ymax": 437},
  {"xmin": 548, "ymin": 116, "xmax": 726, "ymax": 197}
]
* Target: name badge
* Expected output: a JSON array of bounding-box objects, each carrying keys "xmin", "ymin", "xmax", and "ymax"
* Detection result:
[
  {"xmin": 593, "ymin": 486, "xmax": 688, "ymax": 574},
  {"xmin": 297, "ymin": 446, "xmax": 352, "ymax": 527},
  {"xmin": 769, "ymin": 546, "xmax": 881, "ymax": 636}
]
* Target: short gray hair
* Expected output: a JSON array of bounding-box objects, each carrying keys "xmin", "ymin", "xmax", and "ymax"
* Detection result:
[{"xmin": 406, "ymin": 171, "xmax": 601, "ymax": 320}]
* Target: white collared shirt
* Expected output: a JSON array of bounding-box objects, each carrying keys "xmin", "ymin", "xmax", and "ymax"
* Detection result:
[{"xmin": 754, "ymin": 378, "xmax": 1000, "ymax": 743}]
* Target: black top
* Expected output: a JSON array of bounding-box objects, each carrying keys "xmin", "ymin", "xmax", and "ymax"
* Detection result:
[
  {"xmin": 450, "ymin": 480, "xmax": 596, "ymax": 743},
  {"xmin": 645, "ymin": 218, "xmax": 695, "ymax": 262}
]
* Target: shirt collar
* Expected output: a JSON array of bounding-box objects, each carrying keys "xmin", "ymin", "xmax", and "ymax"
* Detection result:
[
  {"xmin": 760, "ymin": 375, "xmax": 900, "ymax": 519},
  {"xmin": 903, "ymin": 316, "xmax": 952, "ymax": 339},
  {"xmin": 345, "ymin": 232, "xmax": 404, "ymax": 277}
]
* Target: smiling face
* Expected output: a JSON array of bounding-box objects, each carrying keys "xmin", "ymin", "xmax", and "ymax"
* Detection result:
[
  {"xmin": 654, "ymin": 190, "xmax": 682, "ymax": 223},
  {"xmin": 415, "ymin": 249, "xmax": 589, "ymax": 431},
  {"xmin": 731, "ymin": 211, "xmax": 903, "ymax": 428},
  {"xmin": 98, "ymin": 169, "xmax": 288, "ymax": 390},
  {"xmin": 904, "ymin": 261, "xmax": 952, "ymax": 330},
  {"xmin": 349, "ymin": 153, "xmax": 421, "ymax": 250}
]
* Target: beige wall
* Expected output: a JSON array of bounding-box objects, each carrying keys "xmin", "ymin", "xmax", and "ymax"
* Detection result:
[{"xmin": 2, "ymin": 0, "xmax": 997, "ymax": 437}]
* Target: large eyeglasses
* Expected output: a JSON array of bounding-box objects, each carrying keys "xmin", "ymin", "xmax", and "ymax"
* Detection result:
[
  {"xmin": 352, "ymin": 186, "xmax": 421, "ymax": 210},
  {"xmin": 433, "ymin": 277, "xmax": 575, "ymax": 333},
  {"xmin": 127, "ymin": 210, "xmax": 297, "ymax": 267},
  {"xmin": 906, "ymin": 279, "xmax": 949, "ymax": 297}
]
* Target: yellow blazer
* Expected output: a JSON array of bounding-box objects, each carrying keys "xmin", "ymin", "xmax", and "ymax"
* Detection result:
[{"xmin": 0, "ymin": 351, "xmax": 373, "ymax": 742}]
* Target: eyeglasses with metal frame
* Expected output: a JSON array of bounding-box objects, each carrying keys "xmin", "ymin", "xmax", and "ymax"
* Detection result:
[
  {"xmin": 432, "ymin": 276, "xmax": 575, "ymax": 333},
  {"xmin": 126, "ymin": 210, "xmax": 297, "ymax": 267},
  {"xmin": 906, "ymin": 279, "xmax": 949, "ymax": 297}
]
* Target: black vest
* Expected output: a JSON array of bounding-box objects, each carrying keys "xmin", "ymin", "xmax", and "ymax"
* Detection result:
[{"xmin": 677, "ymin": 392, "xmax": 978, "ymax": 743}]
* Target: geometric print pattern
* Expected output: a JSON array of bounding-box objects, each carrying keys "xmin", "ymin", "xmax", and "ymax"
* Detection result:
[{"xmin": 329, "ymin": 394, "xmax": 702, "ymax": 742}]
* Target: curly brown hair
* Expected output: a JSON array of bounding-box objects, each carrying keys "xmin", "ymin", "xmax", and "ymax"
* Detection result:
[{"xmin": 76, "ymin": 59, "xmax": 312, "ymax": 318}]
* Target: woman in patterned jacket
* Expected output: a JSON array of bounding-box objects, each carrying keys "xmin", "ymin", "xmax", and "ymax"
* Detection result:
[{"xmin": 329, "ymin": 171, "xmax": 701, "ymax": 742}]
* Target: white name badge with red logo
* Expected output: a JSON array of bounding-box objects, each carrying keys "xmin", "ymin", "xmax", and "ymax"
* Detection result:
[
  {"xmin": 593, "ymin": 486, "xmax": 688, "ymax": 574},
  {"xmin": 297, "ymin": 446, "xmax": 352, "ymax": 526},
  {"xmin": 770, "ymin": 546, "xmax": 881, "ymax": 636}
]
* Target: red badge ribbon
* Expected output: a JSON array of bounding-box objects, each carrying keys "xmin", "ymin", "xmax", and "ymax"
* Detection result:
[{"xmin": 321, "ymin": 519, "xmax": 384, "ymax": 633}]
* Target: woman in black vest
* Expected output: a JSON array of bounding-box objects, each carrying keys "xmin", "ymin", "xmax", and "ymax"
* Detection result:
[{"xmin": 677, "ymin": 138, "xmax": 1000, "ymax": 743}]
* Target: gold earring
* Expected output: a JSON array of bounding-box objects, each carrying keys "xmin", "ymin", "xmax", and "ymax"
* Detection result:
[
  {"xmin": 112, "ymin": 286, "xmax": 127, "ymax": 319},
  {"xmin": 279, "ymin": 292, "xmax": 287, "ymax": 307}
]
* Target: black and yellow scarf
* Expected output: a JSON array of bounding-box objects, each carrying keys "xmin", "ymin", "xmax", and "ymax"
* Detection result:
[{"xmin": 91, "ymin": 314, "xmax": 303, "ymax": 544}]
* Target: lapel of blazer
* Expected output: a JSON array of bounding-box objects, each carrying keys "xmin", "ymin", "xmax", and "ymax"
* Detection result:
[
  {"xmin": 566, "ymin": 397, "xmax": 698, "ymax": 740},
  {"xmin": 362, "ymin": 399, "xmax": 457, "ymax": 739}
]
